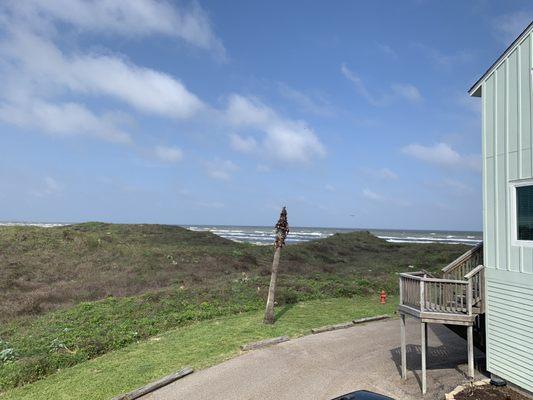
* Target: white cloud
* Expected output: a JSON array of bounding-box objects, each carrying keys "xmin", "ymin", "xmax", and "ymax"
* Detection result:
[
  {"xmin": 362, "ymin": 188, "xmax": 410, "ymax": 207},
  {"xmin": 402, "ymin": 142, "xmax": 481, "ymax": 172},
  {"xmin": 376, "ymin": 43, "xmax": 397, "ymax": 58},
  {"xmin": 278, "ymin": 83, "xmax": 335, "ymax": 117},
  {"xmin": 225, "ymin": 94, "xmax": 326, "ymax": 163},
  {"xmin": 492, "ymin": 11, "xmax": 532, "ymax": 46},
  {"xmin": 362, "ymin": 188, "xmax": 384, "ymax": 201},
  {"xmin": 204, "ymin": 159, "xmax": 238, "ymax": 181},
  {"xmin": 391, "ymin": 84, "xmax": 422, "ymax": 102},
  {"xmin": 2, "ymin": 0, "xmax": 226, "ymax": 59},
  {"xmin": 0, "ymin": 29, "xmax": 204, "ymax": 120},
  {"xmin": 154, "ymin": 145, "xmax": 183, "ymax": 163},
  {"xmin": 412, "ymin": 43, "xmax": 473, "ymax": 68},
  {"xmin": 31, "ymin": 176, "xmax": 63, "ymax": 197},
  {"xmin": 230, "ymin": 134, "xmax": 257, "ymax": 153},
  {"xmin": 0, "ymin": 100, "xmax": 131, "ymax": 143},
  {"xmin": 325, "ymin": 184, "xmax": 336, "ymax": 192},
  {"xmin": 341, "ymin": 63, "xmax": 422, "ymax": 106}
]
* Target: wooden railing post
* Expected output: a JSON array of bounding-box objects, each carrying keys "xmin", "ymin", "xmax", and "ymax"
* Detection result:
[
  {"xmin": 399, "ymin": 276, "xmax": 403, "ymax": 306},
  {"xmin": 467, "ymin": 279, "xmax": 473, "ymax": 316},
  {"xmin": 420, "ymin": 278, "xmax": 425, "ymax": 312}
]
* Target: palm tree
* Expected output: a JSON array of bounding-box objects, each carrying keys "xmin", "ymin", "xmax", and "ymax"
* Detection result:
[{"xmin": 263, "ymin": 207, "xmax": 289, "ymax": 324}]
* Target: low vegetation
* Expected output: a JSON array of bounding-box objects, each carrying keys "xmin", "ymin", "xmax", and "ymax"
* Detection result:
[
  {"xmin": 1, "ymin": 297, "xmax": 397, "ymax": 400},
  {"xmin": 0, "ymin": 223, "xmax": 469, "ymax": 392}
]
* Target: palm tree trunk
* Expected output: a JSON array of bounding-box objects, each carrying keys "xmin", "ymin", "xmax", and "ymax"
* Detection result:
[{"xmin": 264, "ymin": 246, "xmax": 281, "ymax": 324}]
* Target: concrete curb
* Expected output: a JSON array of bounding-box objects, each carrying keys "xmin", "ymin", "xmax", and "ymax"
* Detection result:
[
  {"xmin": 445, "ymin": 379, "xmax": 490, "ymax": 400},
  {"xmin": 111, "ymin": 367, "xmax": 193, "ymax": 400},
  {"xmin": 311, "ymin": 322, "xmax": 354, "ymax": 334},
  {"xmin": 241, "ymin": 336, "xmax": 289, "ymax": 351},
  {"xmin": 352, "ymin": 315, "xmax": 390, "ymax": 325},
  {"xmin": 311, "ymin": 315, "xmax": 390, "ymax": 334}
]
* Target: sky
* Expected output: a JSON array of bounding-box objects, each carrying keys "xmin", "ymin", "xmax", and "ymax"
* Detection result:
[{"xmin": 0, "ymin": 1, "xmax": 532, "ymax": 231}]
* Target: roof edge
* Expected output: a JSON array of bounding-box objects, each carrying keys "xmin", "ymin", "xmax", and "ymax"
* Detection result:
[{"xmin": 469, "ymin": 20, "xmax": 533, "ymax": 97}]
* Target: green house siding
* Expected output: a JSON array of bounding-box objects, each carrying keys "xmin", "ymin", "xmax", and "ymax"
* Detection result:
[{"xmin": 481, "ymin": 31, "xmax": 533, "ymax": 393}]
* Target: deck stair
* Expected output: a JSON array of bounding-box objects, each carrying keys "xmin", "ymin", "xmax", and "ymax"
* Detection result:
[{"xmin": 398, "ymin": 242, "xmax": 484, "ymax": 394}]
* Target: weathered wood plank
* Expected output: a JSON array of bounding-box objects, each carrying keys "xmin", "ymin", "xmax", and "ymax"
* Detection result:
[
  {"xmin": 311, "ymin": 322, "xmax": 354, "ymax": 334},
  {"xmin": 240, "ymin": 336, "xmax": 289, "ymax": 351},
  {"xmin": 352, "ymin": 315, "xmax": 390, "ymax": 325},
  {"xmin": 400, "ymin": 314, "xmax": 407, "ymax": 380},
  {"xmin": 111, "ymin": 367, "xmax": 193, "ymax": 400}
]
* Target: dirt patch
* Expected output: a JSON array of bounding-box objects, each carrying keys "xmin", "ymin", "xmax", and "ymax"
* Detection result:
[{"xmin": 454, "ymin": 385, "xmax": 531, "ymax": 400}]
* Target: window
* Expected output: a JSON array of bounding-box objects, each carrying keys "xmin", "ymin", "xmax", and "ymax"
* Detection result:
[{"xmin": 517, "ymin": 185, "xmax": 533, "ymax": 241}]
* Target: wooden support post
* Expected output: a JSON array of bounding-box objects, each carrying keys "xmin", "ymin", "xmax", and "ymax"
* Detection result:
[
  {"xmin": 421, "ymin": 322, "xmax": 427, "ymax": 395},
  {"xmin": 467, "ymin": 324, "xmax": 474, "ymax": 379},
  {"xmin": 400, "ymin": 313, "xmax": 407, "ymax": 380}
]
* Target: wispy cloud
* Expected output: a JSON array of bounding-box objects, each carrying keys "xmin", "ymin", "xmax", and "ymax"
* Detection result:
[
  {"xmin": 362, "ymin": 188, "xmax": 410, "ymax": 207},
  {"xmin": 362, "ymin": 188, "xmax": 384, "ymax": 201},
  {"xmin": 376, "ymin": 168, "xmax": 398, "ymax": 180},
  {"xmin": 341, "ymin": 63, "xmax": 422, "ymax": 106},
  {"xmin": 154, "ymin": 145, "xmax": 183, "ymax": 163},
  {"xmin": 30, "ymin": 176, "xmax": 63, "ymax": 197},
  {"xmin": 0, "ymin": 100, "xmax": 131, "ymax": 143},
  {"xmin": 278, "ymin": 83, "xmax": 335, "ymax": 117},
  {"xmin": 204, "ymin": 159, "xmax": 239, "ymax": 181},
  {"xmin": 440, "ymin": 178, "xmax": 474, "ymax": 196},
  {"xmin": 359, "ymin": 167, "xmax": 398, "ymax": 180},
  {"xmin": 376, "ymin": 42, "xmax": 398, "ymax": 59},
  {"xmin": 230, "ymin": 134, "xmax": 257, "ymax": 153},
  {"xmin": 225, "ymin": 94, "xmax": 326, "ymax": 163},
  {"xmin": 402, "ymin": 142, "xmax": 481, "ymax": 172},
  {"xmin": 412, "ymin": 43, "xmax": 474, "ymax": 68},
  {"xmin": 492, "ymin": 11, "xmax": 532, "ymax": 46},
  {"xmin": 0, "ymin": 1, "xmax": 212, "ymax": 147},
  {"xmin": 2, "ymin": 0, "xmax": 226, "ymax": 59}
]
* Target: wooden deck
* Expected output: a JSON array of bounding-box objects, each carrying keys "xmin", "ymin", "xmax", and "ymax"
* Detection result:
[{"xmin": 398, "ymin": 243, "xmax": 484, "ymax": 394}]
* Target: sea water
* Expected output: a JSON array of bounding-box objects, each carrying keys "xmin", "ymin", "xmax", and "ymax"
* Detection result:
[
  {"xmin": 187, "ymin": 225, "xmax": 482, "ymax": 246},
  {"xmin": 0, "ymin": 221, "xmax": 482, "ymax": 246}
]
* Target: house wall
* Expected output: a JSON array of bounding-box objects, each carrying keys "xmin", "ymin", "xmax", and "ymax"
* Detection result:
[{"xmin": 482, "ymin": 31, "xmax": 533, "ymax": 392}]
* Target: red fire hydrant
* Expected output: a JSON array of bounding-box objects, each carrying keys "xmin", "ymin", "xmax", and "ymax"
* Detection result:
[{"xmin": 380, "ymin": 290, "xmax": 387, "ymax": 304}]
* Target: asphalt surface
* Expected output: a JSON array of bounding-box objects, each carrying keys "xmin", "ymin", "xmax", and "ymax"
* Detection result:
[{"xmin": 142, "ymin": 317, "xmax": 485, "ymax": 400}]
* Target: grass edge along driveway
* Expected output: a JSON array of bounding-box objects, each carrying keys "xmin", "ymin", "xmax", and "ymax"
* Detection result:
[{"xmin": 1, "ymin": 296, "xmax": 397, "ymax": 400}]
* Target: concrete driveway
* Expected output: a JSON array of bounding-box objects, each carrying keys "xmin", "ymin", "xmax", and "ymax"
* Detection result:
[{"xmin": 141, "ymin": 317, "xmax": 485, "ymax": 400}]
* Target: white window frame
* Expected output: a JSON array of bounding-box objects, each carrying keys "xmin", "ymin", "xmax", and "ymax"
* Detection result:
[{"xmin": 510, "ymin": 178, "xmax": 533, "ymax": 247}]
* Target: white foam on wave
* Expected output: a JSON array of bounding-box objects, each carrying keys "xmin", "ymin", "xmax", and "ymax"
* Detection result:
[{"xmin": 0, "ymin": 222, "xmax": 68, "ymax": 228}]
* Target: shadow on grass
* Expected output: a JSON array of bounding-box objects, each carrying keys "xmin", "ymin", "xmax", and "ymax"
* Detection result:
[{"xmin": 274, "ymin": 304, "xmax": 295, "ymax": 322}]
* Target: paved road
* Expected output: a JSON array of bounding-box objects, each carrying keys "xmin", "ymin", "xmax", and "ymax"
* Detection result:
[{"xmin": 142, "ymin": 318, "xmax": 485, "ymax": 400}]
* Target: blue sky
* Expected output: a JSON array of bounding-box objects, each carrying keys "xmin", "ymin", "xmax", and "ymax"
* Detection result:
[{"xmin": 0, "ymin": 1, "xmax": 532, "ymax": 230}]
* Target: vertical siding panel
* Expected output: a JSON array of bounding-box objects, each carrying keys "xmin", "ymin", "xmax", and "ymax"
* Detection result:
[
  {"xmin": 486, "ymin": 158, "xmax": 497, "ymax": 268},
  {"xmin": 496, "ymin": 64, "xmax": 507, "ymax": 269},
  {"xmin": 485, "ymin": 75, "xmax": 496, "ymax": 268},
  {"xmin": 519, "ymin": 38, "xmax": 533, "ymax": 272},
  {"xmin": 507, "ymin": 50, "xmax": 520, "ymax": 270},
  {"xmin": 508, "ymin": 50, "xmax": 519, "ymax": 152},
  {"xmin": 508, "ymin": 152, "xmax": 520, "ymax": 271},
  {"xmin": 485, "ymin": 75, "xmax": 495, "ymax": 158}
]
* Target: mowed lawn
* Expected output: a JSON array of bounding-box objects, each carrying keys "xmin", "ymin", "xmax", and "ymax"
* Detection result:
[{"xmin": 1, "ymin": 296, "xmax": 397, "ymax": 400}]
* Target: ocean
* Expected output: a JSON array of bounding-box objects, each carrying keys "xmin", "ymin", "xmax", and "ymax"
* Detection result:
[
  {"xmin": 0, "ymin": 222, "xmax": 482, "ymax": 246},
  {"xmin": 187, "ymin": 225, "xmax": 482, "ymax": 246}
]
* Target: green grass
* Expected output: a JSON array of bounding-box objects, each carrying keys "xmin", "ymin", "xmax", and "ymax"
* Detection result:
[
  {"xmin": 1, "ymin": 296, "xmax": 397, "ymax": 400},
  {"xmin": 0, "ymin": 223, "xmax": 467, "ymax": 392}
]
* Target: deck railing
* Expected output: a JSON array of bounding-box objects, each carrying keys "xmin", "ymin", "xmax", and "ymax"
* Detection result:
[
  {"xmin": 441, "ymin": 242, "xmax": 483, "ymax": 280},
  {"xmin": 399, "ymin": 242, "xmax": 485, "ymax": 317}
]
